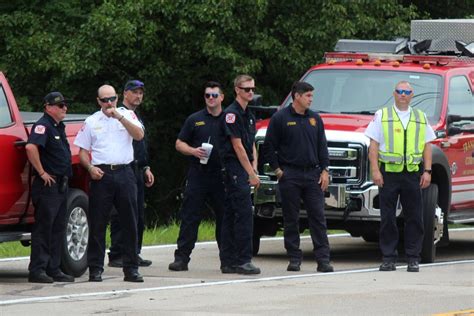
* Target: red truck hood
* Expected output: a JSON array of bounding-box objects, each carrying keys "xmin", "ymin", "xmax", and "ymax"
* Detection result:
[{"xmin": 256, "ymin": 113, "xmax": 373, "ymax": 134}]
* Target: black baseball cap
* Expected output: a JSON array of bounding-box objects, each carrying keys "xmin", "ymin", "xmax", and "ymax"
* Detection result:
[
  {"xmin": 44, "ymin": 92, "xmax": 71, "ymax": 105},
  {"xmin": 124, "ymin": 80, "xmax": 145, "ymax": 91}
]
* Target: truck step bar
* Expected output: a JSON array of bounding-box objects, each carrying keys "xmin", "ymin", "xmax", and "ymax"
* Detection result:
[
  {"xmin": 0, "ymin": 232, "xmax": 31, "ymax": 243},
  {"xmin": 448, "ymin": 211, "xmax": 474, "ymax": 224}
]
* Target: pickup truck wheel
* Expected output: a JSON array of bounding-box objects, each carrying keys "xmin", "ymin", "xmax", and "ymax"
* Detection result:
[
  {"xmin": 362, "ymin": 231, "xmax": 379, "ymax": 243},
  {"xmin": 61, "ymin": 189, "xmax": 89, "ymax": 277},
  {"xmin": 253, "ymin": 234, "xmax": 261, "ymax": 256},
  {"xmin": 420, "ymin": 183, "xmax": 438, "ymax": 264}
]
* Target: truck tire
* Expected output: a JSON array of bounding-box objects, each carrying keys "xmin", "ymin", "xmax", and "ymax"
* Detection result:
[
  {"xmin": 252, "ymin": 234, "xmax": 261, "ymax": 256},
  {"xmin": 362, "ymin": 231, "xmax": 379, "ymax": 243},
  {"xmin": 420, "ymin": 183, "xmax": 438, "ymax": 264},
  {"xmin": 61, "ymin": 189, "xmax": 89, "ymax": 277}
]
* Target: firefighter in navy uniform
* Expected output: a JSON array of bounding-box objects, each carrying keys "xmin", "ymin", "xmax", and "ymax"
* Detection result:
[
  {"xmin": 25, "ymin": 92, "xmax": 75, "ymax": 283},
  {"xmin": 219, "ymin": 74, "xmax": 261, "ymax": 275},
  {"xmin": 108, "ymin": 80, "xmax": 155, "ymax": 268},
  {"xmin": 168, "ymin": 81, "xmax": 226, "ymax": 271},
  {"xmin": 365, "ymin": 81, "xmax": 436, "ymax": 272},
  {"xmin": 263, "ymin": 81, "xmax": 334, "ymax": 273}
]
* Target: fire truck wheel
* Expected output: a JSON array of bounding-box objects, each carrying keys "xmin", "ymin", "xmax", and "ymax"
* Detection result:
[
  {"xmin": 61, "ymin": 189, "xmax": 89, "ymax": 277},
  {"xmin": 420, "ymin": 183, "xmax": 438, "ymax": 264}
]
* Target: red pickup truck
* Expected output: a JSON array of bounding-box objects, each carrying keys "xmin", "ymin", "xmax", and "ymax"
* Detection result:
[
  {"xmin": 253, "ymin": 20, "xmax": 474, "ymax": 263},
  {"xmin": 0, "ymin": 72, "xmax": 90, "ymax": 276}
]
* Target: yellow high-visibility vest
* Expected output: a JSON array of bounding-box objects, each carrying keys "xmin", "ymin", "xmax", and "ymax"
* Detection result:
[{"xmin": 378, "ymin": 106, "xmax": 427, "ymax": 172}]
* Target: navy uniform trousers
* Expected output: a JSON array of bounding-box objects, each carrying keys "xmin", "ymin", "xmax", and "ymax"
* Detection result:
[
  {"xmin": 278, "ymin": 167, "xmax": 330, "ymax": 264},
  {"xmin": 174, "ymin": 165, "xmax": 225, "ymax": 263},
  {"xmin": 379, "ymin": 169, "xmax": 424, "ymax": 263},
  {"xmin": 220, "ymin": 160, "xmax": 254, "ymax": 267},
  {"xmin": 87, "ymin": 166, "xmax": 139, "ymax": 273},
  {"xmin": 109, "ymin": 168, "xmax": 145, "ymax": 259},
  {"xmin": 29, "ymin": 177, "xmax": 68, "ymax": 275}
]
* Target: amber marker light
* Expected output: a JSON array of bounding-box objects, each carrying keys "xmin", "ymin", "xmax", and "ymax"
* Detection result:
[
  {"xmin": 392, "ymin": 61, "xmax": 400, "ymax": 67},
  {"xmin": 423, "ymin": 63, "xmax": 431, "ymax": 69},
  {"xmin": 356, "ymin": 59, "xmax": 363, "ymax": 65},
  {"xmin": 374, "ymin": 60, "xmax": 381, "ymax": 66}
]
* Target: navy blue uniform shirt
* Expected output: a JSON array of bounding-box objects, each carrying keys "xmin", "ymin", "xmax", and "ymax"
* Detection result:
[
  {"xmin": 27, "ymin": 112, "xmax": 72, "ymax": 177},
  {"xmin": 123, "ymin": 103, "xmax": 149, "ymax": 168},
  {"xmin": 263, "ymin": 104, "xmax": 329, "ymax": 170},
  {"xmin": 178, "ymin": 108, "xmax": 223, "ymax": 169},
  {"xmin": 219, "ymin": 100, "xmax": 256, "ymax": 162}
]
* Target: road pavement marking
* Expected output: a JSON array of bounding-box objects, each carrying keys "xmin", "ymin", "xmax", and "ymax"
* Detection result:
[{"xmin": 0, "ymin": 259, "xmax": 472, "ymax": 306}]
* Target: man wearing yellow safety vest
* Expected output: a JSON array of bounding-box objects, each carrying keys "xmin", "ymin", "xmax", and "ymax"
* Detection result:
[{"xmin": 365, "ymin": 81, "xmax": 436, "ymax": 273}]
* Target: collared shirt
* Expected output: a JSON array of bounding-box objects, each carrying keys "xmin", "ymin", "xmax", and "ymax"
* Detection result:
[
  {"xmin": 74, "ymin": 107, "xmax": 143, "ymax": 165},
  {"xmin": 365, "ymin": 105, "xmax": 436, "ymax": 151},
  {"xmin": 263, "ymin": 104, "xmax": 329, "ymax": 170},
  {"xmin": 122, "ymin": 103, "xmax": 149, "ymax": 168},
  {"xmin": 219, "ymin": 100, "xmax": 256, "ymax": 162},
  {"xmin": 27, "ymin": 112, "xmax": 72, "ymax": 176},
  {"xmin": 178, "ymin": 108, "xmax": 223, "ymax": 169}
]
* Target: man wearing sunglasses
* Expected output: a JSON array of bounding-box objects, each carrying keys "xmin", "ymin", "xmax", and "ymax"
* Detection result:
[
  {"xmin": 219, "ymin": 74, "xmax": 261, "ymax": 275},
  {"xmin": 168, "ymin": 81, "xmax": 226, "ymax": 272},
  {"xmin": 75, "ymin": 84, "xmax": 145, "ymax": 282},
  {"xmin": 108, "ymin": 80, "xmax": 155, "ymax": 269},
  {"xmin": 365, "ymin": 81, "xmax": 436, "ymax": 273},
  {"xmin": 25, "ymin": 92, "xmax": 75, "ymax": 283}
]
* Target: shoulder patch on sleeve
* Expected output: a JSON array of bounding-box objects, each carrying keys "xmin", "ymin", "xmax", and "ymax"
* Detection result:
[
  {"xmin": 34, "ymin": 125, "xmax": 46, "ymax": 134},
  {"xmin": 225, "ymin": 113, "xmax": 236, "ymax": 124}
]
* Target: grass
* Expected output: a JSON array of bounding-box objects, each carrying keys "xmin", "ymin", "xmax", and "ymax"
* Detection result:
[{"xmin": 0, "ymin": 222, "xmax": 470, "ymax": 259}]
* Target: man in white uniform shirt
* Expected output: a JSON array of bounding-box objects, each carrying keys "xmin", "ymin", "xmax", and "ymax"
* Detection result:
[
  {"xmin": 365, "ymin": 81, "xmax": 436, "ymax": 273},
  {"xmin": 74, "ymin": 84, "xmax": 145, "ymax": 282}
]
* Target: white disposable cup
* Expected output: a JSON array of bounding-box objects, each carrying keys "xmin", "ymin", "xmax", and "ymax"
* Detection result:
[{"xmin": 200, "ymin": 143, "xmax": 213, "ymax": 164}]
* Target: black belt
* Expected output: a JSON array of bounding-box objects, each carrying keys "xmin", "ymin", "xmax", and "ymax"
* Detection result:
[
  {"xmin": 96, "ymin": 164, "xmax": 130, "ymax": 171},
  {"xmin": 281, "ymin": 164, "xmax": 319, "ymax": 172}
]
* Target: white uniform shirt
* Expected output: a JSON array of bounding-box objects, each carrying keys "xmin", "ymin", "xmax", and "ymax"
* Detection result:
[
  {"xmin": 365, "ymin": 106, "xmax": 436, "ymax": 152},
  {"xmin": 74, "ymin": 107, "xmax": 143, "ymax": 165}
]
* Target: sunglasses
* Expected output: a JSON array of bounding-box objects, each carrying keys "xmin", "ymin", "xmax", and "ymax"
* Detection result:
[
  {"xmin": 238, "ymin": 87, "xmax": 256, "ymax": 93},
  {"xmin": 205, "ymin": 93, "xmax": 220, "ymax": 99},
  {"xmin": 395, "ymin": 89, "xmax": 413, "ymax": 96},
  {"xmin": 99, "ymin": 96, "xmax": 118, "ymax": 103},
  {"xmin": 48, "ymin": 103, "xmax": 68, "ymax": 109}
]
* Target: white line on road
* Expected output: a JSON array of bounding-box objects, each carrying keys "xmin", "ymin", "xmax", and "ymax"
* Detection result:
[{"xmin": 0, "ymin": 259, "xmax": 473, "ymax": 306}]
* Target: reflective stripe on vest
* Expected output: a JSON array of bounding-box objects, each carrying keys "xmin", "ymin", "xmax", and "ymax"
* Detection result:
[{"xmin": 379, "ymin": 106, "xmax": 427, "ymax": 172}]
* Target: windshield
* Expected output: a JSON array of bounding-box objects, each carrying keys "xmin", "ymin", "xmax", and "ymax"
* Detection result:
[{"xmin": 282, "ymin": 69, "xmax": 443, "ymax": 124}]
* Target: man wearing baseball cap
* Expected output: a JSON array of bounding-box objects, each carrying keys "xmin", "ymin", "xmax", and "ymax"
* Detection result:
[
  {"xmin": 26, "ymin": 92, "xmax": 75, "ymax": 283},
  {"xmin": 108, "ymin": 80, "xmax": 155, "ymax": 268}
]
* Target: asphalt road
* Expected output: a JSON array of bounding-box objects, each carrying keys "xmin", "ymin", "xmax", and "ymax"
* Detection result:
[{"xmin": 0, "ymin": 229, "xmax": 473, "ymax": 315}]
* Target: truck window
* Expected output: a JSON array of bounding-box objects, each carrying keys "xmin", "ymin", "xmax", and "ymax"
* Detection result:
[
  {"xmin": 448, "ymin": 76, "xmax": 474, "ymax": 121},
  {"xmin": 283, "ymin": 69, "xmax": 443, "ymax": 125},
  {"xmin": 0, "ymin": 86, "xmax": 13, "ymax": 128}
]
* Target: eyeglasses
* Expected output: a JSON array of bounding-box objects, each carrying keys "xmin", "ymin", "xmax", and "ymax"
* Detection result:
[
  {"xmin": 99, "ymin": 96, "xmax": 118, "ymax": 103},
  {"xmin": 395, "ymin": 89, "xmax": 413, "ymax": 96},
  {"xmin": 238, "ymin": 87, "xmax": 256, "ymax": 93},
  {"xmin": 205, "ymin": 93, "xmax": 220, "ymax": 99}
]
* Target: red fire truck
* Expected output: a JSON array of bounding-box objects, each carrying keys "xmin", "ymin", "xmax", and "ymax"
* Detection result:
[{"xmin": 253, "ymin": 19, "xmax": 474, "ymax": 263}]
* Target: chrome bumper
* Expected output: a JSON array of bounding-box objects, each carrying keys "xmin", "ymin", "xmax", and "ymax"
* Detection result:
[{"xmin": 253, "ymin": 178, "xmax": 391, "ymax": 221}]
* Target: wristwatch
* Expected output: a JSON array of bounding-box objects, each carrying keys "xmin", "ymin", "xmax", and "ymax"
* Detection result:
[
  {"xmin": 323, "ymin": 166, "xmax": 330, "ymax": 172},
  {"xmin": 423, "ymin": 169, "xmax": 432, "ymax": 175}
]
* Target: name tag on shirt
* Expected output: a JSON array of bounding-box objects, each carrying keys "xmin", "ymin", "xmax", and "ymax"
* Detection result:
[{"xmin": 287, "ymin": 121, "xmax": 297, "ymax": 126}]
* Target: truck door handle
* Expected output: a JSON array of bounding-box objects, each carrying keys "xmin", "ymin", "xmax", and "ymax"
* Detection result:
[
  {"xmin": 440, "ymin": 141, "xmax": 450, "ymax": 148},
  {"xmin": 14, "ymin": 140, "xmax": 27, "ymax": 147}
]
